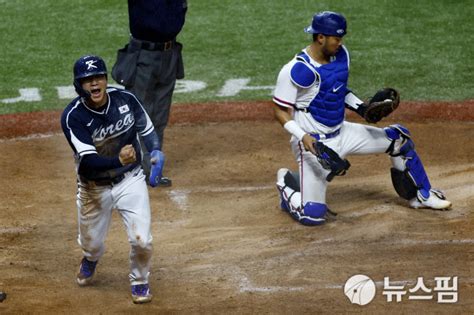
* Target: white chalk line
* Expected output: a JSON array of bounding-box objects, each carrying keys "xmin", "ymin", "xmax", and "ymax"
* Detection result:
[
  {"xmin": 394, "ymin": 239, "xmax": 474, "ymax": 245},
  {"xmin": 239, "ymin": 276, "xmax": 474, "ymax": 293},
  {"xmin": 344, "ymin": 204, "xmax": 393, "ymax": 218},
  {"xmin": 167, "ymin": 185, "xmax": 274, "ymax": 211},
  {"xmin": 239, "ymin": 276, "xmax": 304, "ymax": 293},
  {"xmin": 0, "ymin": 226, "xmax": 35, "ymax": 234},
  {"xmin": 193, "ymin": 185, "xmax": 274, "ymax": 193},
  {"xmin": 309, "ymin": 238, "xmax": 474, "ymax": 246},
  {"xmin": 0, "ymin": 132, "xmax": 60, "ymax": 142},
  {"xmin": 231, "ymin": 263, "xmax": 474, "ymax": 294},
  {"xmin": 167, "ymin": 190, "xmax": 190, "ymax": 211}
]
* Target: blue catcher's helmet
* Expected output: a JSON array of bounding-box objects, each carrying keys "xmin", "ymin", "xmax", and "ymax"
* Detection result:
[
  {"xmin": 304, "ymin": 11, "xmax": 347, "ymax": 37},
  {"xmin": 73, "ymin": 55, "xmax": 108, "ymax": 97}
]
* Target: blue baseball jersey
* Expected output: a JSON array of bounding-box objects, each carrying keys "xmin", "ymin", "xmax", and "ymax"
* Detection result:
[
  {"xmin": 61, "ymin": 87, "xmax": 159, "ymax": 181},
  {"xmin": 273, "ymin": 45, "xmax": 351, "ymax": 134}
]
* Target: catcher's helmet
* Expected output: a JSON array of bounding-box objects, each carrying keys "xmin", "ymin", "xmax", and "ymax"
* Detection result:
[
  {"xmin": 304, "ymin": 11, "xmax": 347, "ymax": 37},
  {"xmin": 73, "ymin": 55, "xmax": 107, "ymax": 97}
]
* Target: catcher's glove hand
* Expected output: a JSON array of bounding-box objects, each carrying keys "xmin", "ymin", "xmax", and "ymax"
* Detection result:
[
  {"xmin": 359, "ymin": 88, "xmax": 400, "ymax": 124},
  {"xmin": 314, "ymin": 142, "xmax": 351, "ymax": 182}
]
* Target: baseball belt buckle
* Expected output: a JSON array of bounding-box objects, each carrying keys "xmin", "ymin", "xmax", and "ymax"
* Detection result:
[{"xmin": 164, "ymin": 41, "xmax": 173, "ymax": 51}]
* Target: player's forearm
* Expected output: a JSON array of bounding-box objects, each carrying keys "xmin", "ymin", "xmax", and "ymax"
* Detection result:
[
  {"xmin": 344, "ymin": 91, "xmax": 366, "ymax": 117},
  {"xmin": 78, "ymin": 154, "xmax": 123, "ymax": 174},
  {"xmin": 273, "ymin": 103, "xmax": 292, "ymax": 126},
  {"xmin": 273, "ymin": 104, "xmax": 306, "ymax": 141},
  {"xmin": 142, "ymin": 132, "xmax": 161, "ymax": 152}
]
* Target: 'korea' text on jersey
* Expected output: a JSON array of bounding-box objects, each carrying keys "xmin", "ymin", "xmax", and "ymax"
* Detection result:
[{"xmin": 61, "ymin": 87, "xmax": 157, "ymax": 181}]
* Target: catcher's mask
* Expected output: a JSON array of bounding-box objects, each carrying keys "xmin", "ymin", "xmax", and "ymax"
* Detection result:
[
  {"xmin": 304, "ymin": 11, "xmax": 347, "ymax": 37},
  {"xmin": 73, "ymin": 55, "xmax": 108, "ymax": 98}
]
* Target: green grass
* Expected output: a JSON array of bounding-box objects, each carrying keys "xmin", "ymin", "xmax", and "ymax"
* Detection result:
[{"xmin": 1, "ymin": 0, "xmax": 473, "ymax": 114}]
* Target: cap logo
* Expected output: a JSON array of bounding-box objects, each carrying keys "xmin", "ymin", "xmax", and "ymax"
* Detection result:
[
  {"xmin": 85, "ymin": 60, "xmax": 98, "ymax": 70},
  {"xmin": 337, "ymin": 29, "xmax": 344, "ymax": 34}
]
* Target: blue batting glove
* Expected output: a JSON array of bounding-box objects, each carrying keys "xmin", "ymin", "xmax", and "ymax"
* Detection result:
[{"xmin": 149, "ymin": 150, "xmax": 165, "ymax": 187}]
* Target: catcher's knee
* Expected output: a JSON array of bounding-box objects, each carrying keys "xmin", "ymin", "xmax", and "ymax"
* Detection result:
[
  {"xmin": 385, "ymin": 124, "xmax": 431, "ymax": 198},
  {"xmin": 297, "ymin": 202, "xmax": 327, "ymax": 226},
  {"xmin": 384, "ymin": 124, "xmax": 413, "ymax": 156}
]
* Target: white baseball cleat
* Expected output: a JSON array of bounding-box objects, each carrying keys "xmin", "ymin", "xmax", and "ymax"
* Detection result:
[{"xmin": 409, "ymin": 189, "xmax": 452, "ymax": 210}]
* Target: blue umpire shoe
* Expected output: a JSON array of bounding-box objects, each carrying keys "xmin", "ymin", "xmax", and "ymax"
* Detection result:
[
  {"xmin": 131, "ymin": 283, "xmax": 153, "ymax": 304},
  {"xmin": 76, "ymin": 257, "xmax": 98, "ymax": 286}
]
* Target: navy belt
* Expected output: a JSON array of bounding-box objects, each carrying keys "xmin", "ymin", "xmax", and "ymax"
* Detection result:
[
  {"xmin": 94, "ymin": 174, "xmax": 125, "ymax": 186},
  {"xmin": 80, "ymin": 174, "xmax": 125, "ymax": 187},
  {"xmin": 130, "ymin": 37, "xmax": 175, "ymax": 51},
  {"xmin": 311, "ymin": 129, "xmax": 340, "ymax": 141},
  {"xmin": 296, "ymin": 107, "xmax": 310, "ymax": 113},
  {"xmin": 79, "ymin": 166, "xmax": 141, "ymax": 187}
]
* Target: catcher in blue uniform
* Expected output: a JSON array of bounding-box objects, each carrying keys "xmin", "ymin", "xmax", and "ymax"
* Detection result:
[
  {"xmin": 61, "ymin": 55, "xmax": 164, "ymax": 303},
  {"xmin": 273, "ymin": 11, "xmax": 451, "ymax": 226}
]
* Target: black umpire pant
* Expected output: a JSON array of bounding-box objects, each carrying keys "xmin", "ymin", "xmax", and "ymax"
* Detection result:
[{"xmin": 113, "ymin": 37, "xmax": 184, "ymax": 176}]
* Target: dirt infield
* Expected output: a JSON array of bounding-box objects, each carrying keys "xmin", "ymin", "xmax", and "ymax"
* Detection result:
[
  {"xmin": 1, "ymin": 100, "xmax": 474, "ymax": 139},
  {"xmin": 0, "ymin": 101, "xmax": 473, "ymax": 313}
]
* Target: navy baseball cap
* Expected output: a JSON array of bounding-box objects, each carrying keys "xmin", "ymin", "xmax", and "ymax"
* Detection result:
[{"xmin": 304, "ymin": 11, "xmax": 347, "ymax": 37}]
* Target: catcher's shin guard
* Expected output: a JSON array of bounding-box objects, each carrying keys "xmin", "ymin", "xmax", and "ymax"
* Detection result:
[
  {"xmin": 276, "ymin": 169, "xmax": 326, "ymax": 226},
  {"xmin": 385, "ymin": 125, "xmax": 431, "ymax": 200},
  {"xmin": 300, "ymin": 202, "xmax": 327, "ymax": 226}
]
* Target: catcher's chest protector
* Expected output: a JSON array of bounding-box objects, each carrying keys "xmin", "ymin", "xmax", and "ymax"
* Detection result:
[{"xmin": 297, "ymin": 49, "xmax": 349, "ymax": 127}]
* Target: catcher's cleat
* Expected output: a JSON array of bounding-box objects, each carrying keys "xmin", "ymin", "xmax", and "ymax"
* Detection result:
[
  {"xmin": 77, "ymin": 257, "xmax": 98, "ymax": 286},
  {"xmin": 276, "ymin": 168, "xmax": 290, "ymax": 212},
  {"xmin": 409, "ymin": 189, "xmax": 452, "ymax": 210},
  {"xmin": 131, "ymin": 283, "xmax": 153, "ymax": 304}
]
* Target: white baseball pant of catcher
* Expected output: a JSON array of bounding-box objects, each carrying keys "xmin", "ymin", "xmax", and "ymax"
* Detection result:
[{"xmin": 289, "ymin": 121, "xmax": 400, "ymax": 205}]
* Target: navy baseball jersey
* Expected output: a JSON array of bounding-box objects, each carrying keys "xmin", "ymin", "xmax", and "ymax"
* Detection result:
[
  {"xmin": 128, "ymin": 0, "xmax": 188, "ymax": 42},
  {"xmin": 61, "ymin": 87, "xmax": 159, "ymax": 181}
]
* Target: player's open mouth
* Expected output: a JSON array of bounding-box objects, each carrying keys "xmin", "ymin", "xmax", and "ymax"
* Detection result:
[{"xmin": 90, "ymin": 88, "xmax": 101, "ymax": 96}]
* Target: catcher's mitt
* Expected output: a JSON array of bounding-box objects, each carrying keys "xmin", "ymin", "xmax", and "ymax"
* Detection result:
[
  {"xmin": 314, "ymin": 142, "xmax": 351, "ymax": 182},
  {"xmin": 359, "ymin": 88, "xmax": 400, "ymax": 123}
]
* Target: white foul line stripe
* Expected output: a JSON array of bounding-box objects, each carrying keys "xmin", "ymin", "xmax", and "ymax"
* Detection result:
[
  {"xmin": 240, "ymin": 278, "xmax": 474, "ymax": 293},
  {"xmin": 167, "ymin": 185, "xmax": 273, "ymax": 211},
  {"xmin": 0, "ymin": 132, "xmax": 60, "ymax": 143}
]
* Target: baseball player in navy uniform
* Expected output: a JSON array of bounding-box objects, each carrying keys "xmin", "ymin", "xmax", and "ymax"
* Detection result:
[
  {"xmin": 273, "ymin": 11, "xmax": 451, "ymax": 226},
  {"xmin": 61, "ymin": 55, "xmax": 165, "ymax": 303}
]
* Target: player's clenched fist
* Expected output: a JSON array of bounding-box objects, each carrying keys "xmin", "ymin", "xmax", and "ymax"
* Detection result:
[{"xmin": 119, "ymin": 144, "xmax": 136, "ymax": 165}]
